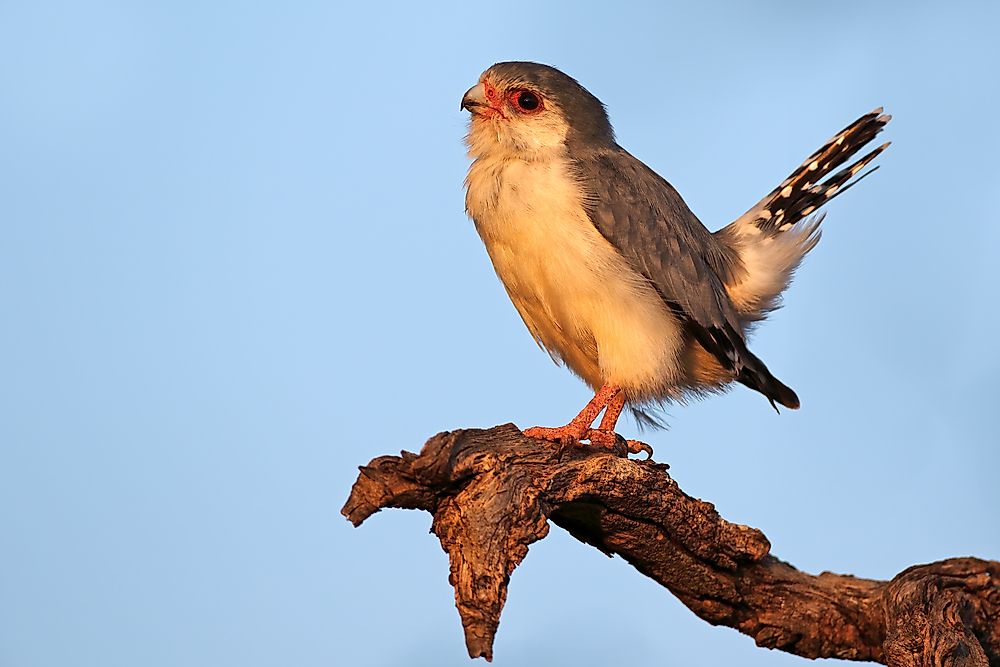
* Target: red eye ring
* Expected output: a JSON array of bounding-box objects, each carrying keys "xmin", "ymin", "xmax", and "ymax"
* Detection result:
[{"xmin": 510, "ymin": 89, "xmax": 543, "ymax": 114}]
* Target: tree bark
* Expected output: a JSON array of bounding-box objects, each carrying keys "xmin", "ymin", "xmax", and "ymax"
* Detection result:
[{"xmin": 341, "ymin": 424, "xmax": 1000, "ymax": 665}]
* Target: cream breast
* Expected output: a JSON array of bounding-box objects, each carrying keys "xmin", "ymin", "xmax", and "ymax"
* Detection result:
[{"xmin": 465, "ymin": 151, "xmax": 685, "ymax": 400}]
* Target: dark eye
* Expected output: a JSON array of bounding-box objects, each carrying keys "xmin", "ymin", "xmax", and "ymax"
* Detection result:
[{"xmin": 514, "ymin": 90, "xmax": 541, "ymax": 112}]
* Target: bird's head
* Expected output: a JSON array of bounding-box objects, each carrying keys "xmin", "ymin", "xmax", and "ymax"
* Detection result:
[{"xmin": 461, "ymin": 62, "xmax": 615, "ymax": 159}]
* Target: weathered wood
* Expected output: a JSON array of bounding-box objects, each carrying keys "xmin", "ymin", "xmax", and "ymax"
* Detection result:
[{"xmin": 342, "ymin": 424, "xmax": 1000, "ymax": 665}]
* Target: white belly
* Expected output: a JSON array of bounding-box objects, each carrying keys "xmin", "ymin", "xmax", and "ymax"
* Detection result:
[{"xmin": 465, "ymin": 155, "xmax": 684, "ymax": 399}]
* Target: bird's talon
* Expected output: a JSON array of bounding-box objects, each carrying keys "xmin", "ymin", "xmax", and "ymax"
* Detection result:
[{"xmin": 626, "ymin": 440, "xmax": 654, "ymax": 459}]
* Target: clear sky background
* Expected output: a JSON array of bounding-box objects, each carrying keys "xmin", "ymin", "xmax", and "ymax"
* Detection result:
[{"xmin": 1, "ymin": 1, "xmax": 998, "ymax": 666}]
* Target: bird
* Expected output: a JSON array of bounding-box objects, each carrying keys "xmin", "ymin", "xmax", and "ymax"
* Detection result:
[{"xmin": 460, "ymin": 62, "xmax": 889, "ymax": 452}]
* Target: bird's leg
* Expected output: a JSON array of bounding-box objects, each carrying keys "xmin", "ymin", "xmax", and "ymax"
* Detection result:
[
  {"xmin": 585, "ymin": 391, "xmax": 655, "ymax": 458},
  {"xmin": 583, "ymin": 390, "xmax": 627, "ymax": 446},
  {"xmin": 523, "ymin": 384, "xmax": 620, "ymax": 445}
]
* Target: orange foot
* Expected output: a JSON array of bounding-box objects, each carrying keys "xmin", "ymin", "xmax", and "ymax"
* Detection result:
[
  {"xmin": 523, "ymin": 384, "xmax": 621, "ymax": 446},
  {"xmin": 523, "ymin": 425, "xmax": 653, "ymax": 458},
  {"xmin": 523, "ymin": 424, "xmax": 587, "ymax": 446},
  {"xmin": 522, "ymin": 385, "xmax": 654, "ymax": 458},
  {"xmin": 585, "ymin": 428, "xmax": 654, "ymax": 458}
]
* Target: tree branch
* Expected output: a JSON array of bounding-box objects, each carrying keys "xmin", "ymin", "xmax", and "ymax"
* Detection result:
[{"xmin": 342, "ymin": 424, "xmax": 1000, "ymax": 665}]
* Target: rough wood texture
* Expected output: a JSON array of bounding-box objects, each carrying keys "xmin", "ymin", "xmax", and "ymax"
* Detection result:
[{"xmin": 342, "ymin": 424, "xmax": 1000, "ymax": 665}]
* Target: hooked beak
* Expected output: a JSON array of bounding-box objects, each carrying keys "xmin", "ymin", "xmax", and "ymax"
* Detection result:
[{"xmin": 461, "ymin": 82, "xmax": 488, "ymax": 113}]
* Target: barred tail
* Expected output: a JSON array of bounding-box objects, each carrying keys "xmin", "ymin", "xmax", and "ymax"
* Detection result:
[
  {"xmin": 717, "ymin": 108, "xmax": 891, "ymax": 321},
  {"xmin": 736, "ymin": 107, "xmax": 892, "ymax": 234}
]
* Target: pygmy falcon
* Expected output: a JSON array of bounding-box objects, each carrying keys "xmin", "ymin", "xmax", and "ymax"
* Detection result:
[{"xmin": 461, "ymin": 62, "xmax": 889, "ymax": 451}]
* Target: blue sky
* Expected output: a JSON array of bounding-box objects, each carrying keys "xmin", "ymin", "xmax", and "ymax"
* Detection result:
[{"xmin": 1, "ymin": 1, "xmax": 997, "ymax": 666}]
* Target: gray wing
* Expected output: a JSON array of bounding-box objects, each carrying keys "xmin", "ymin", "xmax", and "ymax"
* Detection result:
[{"xmin": 572, "ymin": 147, "xmax": 799, "ymax": 408}]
